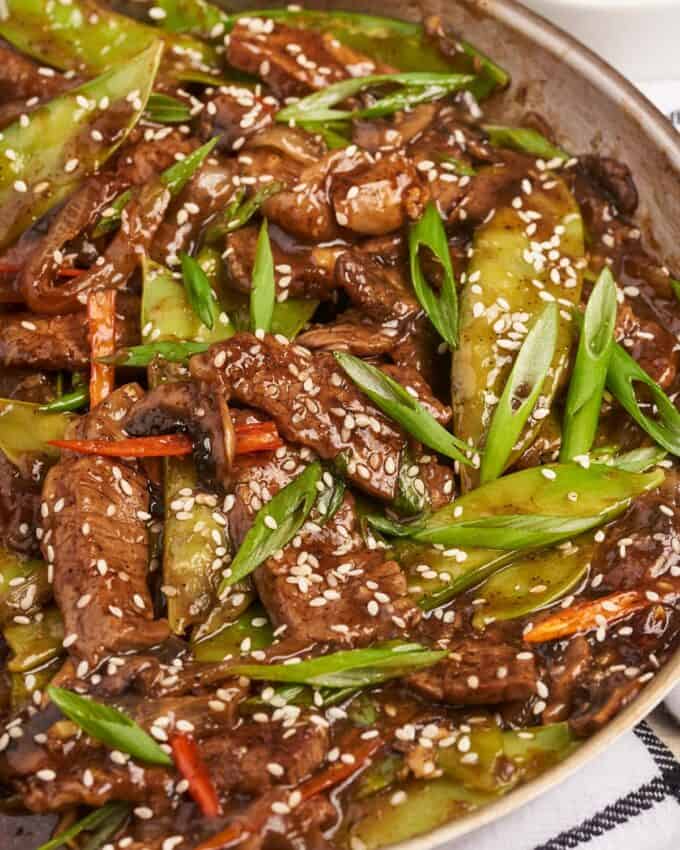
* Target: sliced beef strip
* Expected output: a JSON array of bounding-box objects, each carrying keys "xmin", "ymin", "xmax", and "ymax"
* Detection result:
[
  {"xmin": 227, "ymin": 19, "xmax": 390, "ymax": 99},
  {"xmin": 615, "ymin": 301, "xmax": 678, "ymax": 388},
  {"xmin": 41, "ymin": 385, "xmax": 169, "ymax": 667},
  {"xmin": 0, "ymin": 452, "xmax": 43, "ymax": 556},
  {"xmin": 263, "ymin": 148, "xmax": 428, "ymax": 242},
  {"xmin": 223, "ymin": 223, "xmax": 341, "ymax": 302},
  {"xmin": 0, "ymin": 293, "xmax": 139, "ymax": 371},
  {"xmin": 592, "ymin": 472, "xmax": 680, "ymax": 592},
  {"xmin": 199, "ymin": 86, "xmax": 279, "ymax": 153},
  {"xmin": 0, "ymin": 368, "xmax": 56, "ymax": 404},
  {"xmin": 190, "ymin": 333, "xmax": 406, "ymax": 502},
  {"xmin": 408, "ymin": 637, "xmax": 539, "ymax": 705},
  {"xmin": 0, "ymin": 43, "xmax": 72, "ymax": 103},
  {"xmin": 201, "ymin": 713, "xmax": 329, "ymax": 794},
  {"xmin": 254, "ymin": 492, "xmax": 420, "ymax": 646},
  {"xmin": 578, "ymin": 155, "xmax": 638, "ymax": 216}
]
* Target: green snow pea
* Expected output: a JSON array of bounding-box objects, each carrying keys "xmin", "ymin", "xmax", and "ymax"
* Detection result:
[
  {"xmin": 452, "ymin": 174, "xmax": 584, "ymax": 489},
  {"xmin": 4, "ymin": 607, "xmax": 64, "ymax": 673},
  {"xmin": 0, "ymin": 399, "xmax": 73, "ymax": 468},
  {"xmin": 471, "ymin": 536, "xmax": 594, "ymax": 628},
  {"xmin": 0, "ymin": 0, "xmax": 218, "ymax": 77},
  {"xmin": 0, "ymin": 549, "xmax": 51, "ymax": 626},
  {"xmin": 192, "ymin": 603, "xmax": 273, "ymax": 662},
  {"xmin": 0, "ymin": 42, "xmax": 162, "ymax": 250}
]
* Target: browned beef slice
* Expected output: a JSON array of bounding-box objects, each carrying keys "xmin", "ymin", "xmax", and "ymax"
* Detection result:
[
  {"xmin": 0, "ymin": 295, "xmax": 139, "ymax": 370},
  {"xmin": 408, "ymin": 639, "xmax": 538, "ymax": 705},
  {"xmin": 595, "ymin": 472, "xmax": 680, "ymax": 592},
  {"xmin": 190, "ymin": 333, "xmax": 407, "ymax": 502},
  {"xmin": 199, "ymin": 86, "xmax": 278, "ymax": 152},
  {"xmin": 0, "ymin": 452, "xmax": 42, "ymax": 556},
  {"xmin": 41, "ymin": 386, "xmax": 169, "ymax": 666},
  {"xmin": 0, "ymin": 44, "xmax": 72, "ymax": 102},
  {"xmin": 227, "ymin": 20, "xmax": 386, "ymax": 99},
  {"xmin": 201, "ymin": 714, "xmax": 329, "ymax": 793},
  {"xmin": 615, "ymin": 301, "xmax": 678, "ymax": 388},
  {"xmin": 254, "ymin": 493, "xmax": 420, "ymax": 646},
  {"xmin": 579, "ymin": 155, "xmax": 638, "ymax": 216},
  {"xmin": 333, "ymin": 251, "xmax": 421, "ymax": 326},
  {"xmin": 229, "ymin": 443, "xmax": 315, "ymax": 547}
]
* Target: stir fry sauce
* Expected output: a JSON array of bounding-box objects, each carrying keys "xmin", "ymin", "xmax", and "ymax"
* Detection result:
[{"xmin": 0, "ymin": 3, "xmax": 678, "ymax": 849}]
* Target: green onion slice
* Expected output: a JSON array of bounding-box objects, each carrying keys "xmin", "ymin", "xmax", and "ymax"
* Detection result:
[
  {"xmin": 334, "ymin": 352, "xmax": 471, "ymax": 466},
  {"xmin": 219, "ymin": 462, "xmax": 322, "ymax": 593},
  {"xmin": 180, "ymin": 251, "xmax": 218, "ymax": 330},
  {"xmin": 249, "ymin": 219, "xmax": 275, "ymax": 334},
  {"xmin": 483, "ymin": 125, "xmax": 569, "ymax": 161},
  {"xmin": 408, "ymin": 201, "xmax": 459, "ymax": 349},
  {"xmin": 560, "ymin": 267, "xmax": 617, "ymax": 461},
  {"xmin": 145, "ymin": 92, "xmax": 192, "ymax": 124},
  {"xmin": 47, "ymin": 686, "xmax": 173, "ymax": 766},
  {"xmin": 36, "ymin": 802, "xmax": 131, "ymax": 850},
  {"xmin": 480, "ymin": 303, "xmax": 558, "ymax": 483},
  {"xmin": 100, "ymin": 340, "xmax": 210, "ymax": 367}
]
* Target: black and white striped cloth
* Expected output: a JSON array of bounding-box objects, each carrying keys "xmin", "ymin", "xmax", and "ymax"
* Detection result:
[{"xmin": 447, "ymin": 708, "xmax": 680, "ymax": 850}]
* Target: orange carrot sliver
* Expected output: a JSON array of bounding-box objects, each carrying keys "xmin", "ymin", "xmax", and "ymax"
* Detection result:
[
  {"xmin": 170, "ymin": 734, "xmax": 221, "ymax": 819},
  {"xmin": 88, "ymin": 289, "xmax": 117, "ymax": 408},
  {"xmin": 524, "ymin": 590, "xmax": 649, "ymax": 643},
  {"xmin": 49, "ymin": 435, "xmax": 193, "ymax": 458},
  {"xmin": 234, "ymin": 422, "xmax": 283, "ymax": 455}
]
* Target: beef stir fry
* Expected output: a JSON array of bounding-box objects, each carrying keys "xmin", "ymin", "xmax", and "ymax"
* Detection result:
[{"xmin": 0, "ymin": 3, "xmax": 678, "ymax": 849}]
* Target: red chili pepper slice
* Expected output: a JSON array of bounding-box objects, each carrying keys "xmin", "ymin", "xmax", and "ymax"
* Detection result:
[
  {"xmin": 170, "ymin": 733, "xmax": 221, "ymax": 818},
  {"xmin": 48, "ymin": 434, "xmax": 194, "ymax": 458}
]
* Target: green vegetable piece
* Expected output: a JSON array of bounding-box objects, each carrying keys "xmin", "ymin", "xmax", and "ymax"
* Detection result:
[
  {"xmin": 4, "ymin": 607, "xmax": 63, "ymax": 672},
  {"xmin": 227, "ymin": 642, "xmax": 446, "ymax": 689},
  {"xmin": 145, "ymin": 92, "xmax": 192, "ymax": 124},
  {"xmin": 402, "ymin": 462, "xmax": 663, "ymax": 548},
  {"xmin": 0, "ymin": 399, "xmax": 73, "ymax": 467},
  {"xmin": 393, "ymin": 540, "xmax": 516, "ymax": 611},
  {"xmin": 348, "ymin": 777, "xmax": 491, "ymax": 849},
  {"xmin": 276, "ymin": 72, "xmax": 474, "ymax": 124},
  {"xmin": 355, "ymin": 753, "xmax": 403, "ymax": 799},
  {"xmin": 334, "ymin": 353, "xmax": 471, "ymax": 466},
  {"xmin": 0, "ymin": 42, "xmax": 162, "ymax": 250},
  {"xmin": 606, "ymin": 337, "xmax": 680, "ymax": 457},
  {"xmin": 0, "ymin": 0, "xmax": 218, "ymax": 77},
  {"xmin": 671, "ymin": 278, "xmax": 680, "ymax": 303},
  {"xmin": 408, "ymin": 201, "xmax": 459, "ymax": 349},
  {"xmin": 47, "ymin": 686, "xmax": 173, "ymax": 766},
  {"xmin": 502, "ymin": 722, "xmax": 576, "ymax": 766},
  {"xmin": 0, "ymin": 548, "xmax": 50, "ymax": 626},
  {"xmin": 93, "ymin": 137, "xmax": 218, "ymax": 238},
  {"xmin": 481, "ymin": 303, "xmax": 559, "ymax": 483},
  {"xmin": 219, "ymin": 462, "xmax": 322, "ymax": 593},
  {"xmin": 141, "ymin": 257, "xmax": 234, "ymax": 345},
  {"xmin": 250, "ymin": 219, "xmax": 275, "ymax": 334},
  {"xmin": 471, "ymin": 537, "xmax": 593, "ymax": 628},
  {"xmin": 483, "ymin": 125, "xmax": 569, "ymax": 161},
  {"xmin": 180, "ymin": 252, "xmax": 219, "ymax": 330},
  {"xmin": 137, "ymin": 0, "xmax": 228, "ymax": 36},
  {"xmin": 192, "ymin": 603, "xmax": 273, "ymax": 662},
  {"xmin": 561, "ymin": 268, "xmax": 617, "ymax": 461},
  {"xmin": 604, "ymin": 446, "xmax": 668, "ymax": 473},
  {"xmin": 452, "ymin": 175, "xmax": 584, "ymax": 489},
  {"xmin": 104, "ymin": 341, "xmax": 211, "ymax": 367},
  {"xmin": 162, "ymin": 458, "xmax": 230, "ymax": 634},
  {"xmin": 10, "ymin": 656, "xmax": 62, "ymax": 713},
  {"xmin": 39, "ymin": 387, "xmax": 89, "ymax": 414},
  {"xmin": 437, "ymin": 724, "xmax": 506, "ymax": 792},
  {"xmin": 437, "ymin": 154, "xmax": 477, "ymax": 177},
  {"xmin": 202, "ymin": 182, "xmax": 282, "ymax": 244},
  {"xmin": 36, "ymin": 802, "xmax": 131, "ymax": 850}
]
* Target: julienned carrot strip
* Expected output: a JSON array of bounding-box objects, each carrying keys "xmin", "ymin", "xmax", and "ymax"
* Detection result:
[
  {"xmin": 170, "ymin": 734, "xmax": 221, "ymax": 818},
  {"xmin": 49, "ymin": 424, "xmax": 283, "ymax": 459},
  {"xmin": 88, "ymin": 289, "xmax": 117, "ymax": 407},
  {"xmin": 194, "ymin": 735, "xmax": 382, "ymax": 850},
  {"xmin": 0, "ymin": 262, "xmax": 85, "ymax": 276},
  {"xmin": 523, "ymin": 590, "xmax": 649, "ymax": 643},
  {"xmin": 48, "ymin": 435, "xmax": 194, "ymax": 458},
  {"xmin": 234, "ymin": 421, "xmax": 284, "ymax": 455}
]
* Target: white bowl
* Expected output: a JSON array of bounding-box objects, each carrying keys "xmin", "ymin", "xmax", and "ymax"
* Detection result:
[{"xmin": 521, "ymin": 0, "xmax": 680, "ymax": 81}]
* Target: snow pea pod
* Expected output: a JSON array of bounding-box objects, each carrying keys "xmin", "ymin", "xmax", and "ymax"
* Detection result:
[
  {"xmin": 141, "ymin": 258, "xmax": 234, "ymax": 634},
  {"xmin": 393, "ymin": 540, "xmax": 517, "ymax": 611},
  {"xmin": 0, "ymin": 399, "xmax": 73, "ymax": 467},
  {"xmin": 10, "ymin": 656, "xmax": 62, "ymax": 711},
  {"xmin": 191, "ymin": 603, "xmax": 273, "ymax": 663},
  {"xmin": 0, "ymin": 0, "xmax": 218, "ymax": 77},
  {"xmin": 471, "ymin": 536, "xmax": 593, "ymax": 628},
  {"xmin": 452, "ymin": 174, "xmax": 585, "ymax": 489},
  {"xmin": 407, "ymin": 462, "xmax": 663, "ymax": 548},
  {"xmin": 0, "ymin": 42, "xmax": 161, "ymax": 250},
  {"xmin": 4, "ymin": 607, "xmax": 64, "ymax": 673},
  {"xmin": 0, "ymin": 549, "xmax": 51, "ymax": 626}
]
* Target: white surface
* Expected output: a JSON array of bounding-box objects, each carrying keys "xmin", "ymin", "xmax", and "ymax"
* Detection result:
[{"xmin": 521, "ymin": 0, "xmax": 680, "ymax": 81}]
